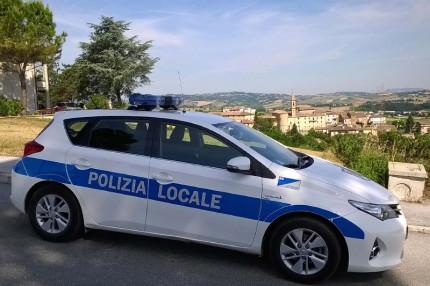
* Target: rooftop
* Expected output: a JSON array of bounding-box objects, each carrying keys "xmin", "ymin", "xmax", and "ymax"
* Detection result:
[{"xmin": 54, "ymin": 109, "xmax": 232, "ymax": 125}]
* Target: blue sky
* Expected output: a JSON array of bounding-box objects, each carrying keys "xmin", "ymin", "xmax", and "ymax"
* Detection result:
[{"xmin": 44, "ymin": 0, "xmax": 430, "ymax": 95}]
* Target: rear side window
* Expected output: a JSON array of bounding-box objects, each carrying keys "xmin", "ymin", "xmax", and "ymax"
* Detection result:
[
  {"xmin": 64, "ymin": 118, "xmax": 93, "ymax": 145},
  {"xmin": 88, "ymin": 118, "xmax": 150, "ymax": 155}
]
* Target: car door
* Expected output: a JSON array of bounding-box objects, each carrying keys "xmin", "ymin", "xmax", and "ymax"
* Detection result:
[
  {"xmin": 146, "ymin": 120, "xmax": 263, "ymax": 247},
  {"xmin": 65, "ymin": 116, "xmax": 153, "ymax": 231}
]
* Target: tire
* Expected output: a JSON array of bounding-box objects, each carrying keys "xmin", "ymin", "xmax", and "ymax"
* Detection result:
[
  {"xmin": 269, "ymin": 217, "xmax": 342, "ymax": 284},
  {"xmin": 28, "ymin": 184, "xmax": 84, "ymax": 242}
]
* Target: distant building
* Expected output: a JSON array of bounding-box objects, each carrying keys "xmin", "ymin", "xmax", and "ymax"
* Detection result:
[
  {"xmin": 338, "ymin": 113, "xmax": 352, "ymax": 126},
  {"xmin": 222, "ymin": 106, "xmax": 256, "ymax": 114},
  {"xmin": 272, "ymin": 93, "xmax": 390, "ymax": 136},
  {"xmin": 0, "ymin": 63, "xmax": 38, "ymax": 113},
  {"xmin": 368, "ymin": 114, "xmax": 386, "ymax": 126},
  {"xmin": 420, "ymin": 124, "xmax": 430, "ymax": 134},
  {"xmin": 241, "ymin": 119, "xmax": 254, "ymax": 127},
  {"xmin": 348, "ymin": 111, "xmax": 370, "ymax": 128},
  {"xmin": 325, "ymin": 111, "xmax": 338, "ymax": 126},
  {"xmin": 273, "ymin": 92, "xmax": 327, "ymax": 134},
  {"xmin": 297, "ymin": 107, "xmax": 316, "ymax": 116},
  {"xmin": 291, "ymin": 93, "xmax": 297, "ymax": 117},
  {"xmin": 215, "ymin": 106, "xmax": 256, "ymax": 127},
  {"xmin": 272, "ymin": 110, "xmax": 288, "ymax": 115},
  {"xmin": 338, "ymin": 111, "xmax": 386, "ymax": 128},
  {"xmin": 327, "ymin": 125, "xmax": 360, "ymax": 136}
]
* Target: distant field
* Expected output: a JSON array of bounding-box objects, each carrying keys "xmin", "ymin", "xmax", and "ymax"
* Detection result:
[
  {"xmin": 386, "ymin": 116, "xmax": 430, "ymax": 125},
  {"xmin": 0, "ymin": 117, "xmax": 52, "ymax": 157}
]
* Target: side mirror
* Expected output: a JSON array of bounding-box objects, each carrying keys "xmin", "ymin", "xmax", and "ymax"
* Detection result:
[{"xmin": 227, "ymin": 156, "xmax": 251, "ymax": 173}]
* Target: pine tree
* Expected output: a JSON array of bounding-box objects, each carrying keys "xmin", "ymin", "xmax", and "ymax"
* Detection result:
[{"xmin": 77, "ymin": 16, "xmax": 159, "ymax": 106}]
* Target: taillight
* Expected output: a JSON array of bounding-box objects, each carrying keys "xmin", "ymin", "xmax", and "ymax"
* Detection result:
[{"xmin": 23, "ymin": 140, "xmax": 44, "ymax": 157}]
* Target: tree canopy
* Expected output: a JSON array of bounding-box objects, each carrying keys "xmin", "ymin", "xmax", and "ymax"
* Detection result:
[
  {"xmin": 50, "ymin": 64, "xmax": 83, "ymax": 103},
  {"xmin": 405, "ymin": 115, "xmax": 415, "ymax": 133},
  {"xmin": 0, "ymin": 0, "xmax": 66, "ymax": 114},
  {"xmin": 77, "ymin": 16, "xmax": 159, "ymax": 106}
]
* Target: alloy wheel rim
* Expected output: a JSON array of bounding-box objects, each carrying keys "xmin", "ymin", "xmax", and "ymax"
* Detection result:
[
  {"xmin": 279, "ymin": 228, "xmax": 329, "ymax": 275},
  {"xmin": 35, "ymin": 194, "xmax": 70, "ymax": 234}
]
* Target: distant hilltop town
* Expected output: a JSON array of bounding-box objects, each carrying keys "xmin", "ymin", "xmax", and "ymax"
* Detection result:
[{"xmin": 209, "ymin": 93, "xmax": 427, "ymax": 136}]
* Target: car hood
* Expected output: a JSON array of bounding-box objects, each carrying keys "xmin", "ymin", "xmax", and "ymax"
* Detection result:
[{"xmin": 297, "ymin": 156, "xmax": 399, "ymax": 204}]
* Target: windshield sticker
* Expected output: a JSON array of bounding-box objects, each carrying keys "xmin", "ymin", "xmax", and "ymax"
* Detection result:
[{"xmin": 277, "ymin": 177, "xmax": 301, "ymax": 190}]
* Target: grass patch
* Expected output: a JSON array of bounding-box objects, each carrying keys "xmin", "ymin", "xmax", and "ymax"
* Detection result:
[
  {"xmin": 0, "ymin": 117, "xmax": 52, "ymax": 157},
  {"xmin": 290, "ymin": 147, "xmax": 343, "ymax": 165}
]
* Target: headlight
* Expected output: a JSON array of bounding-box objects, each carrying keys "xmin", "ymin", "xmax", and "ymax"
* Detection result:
[{"xmin": 349, "ymin": 200, "xmax": 398, "ymax": 221}]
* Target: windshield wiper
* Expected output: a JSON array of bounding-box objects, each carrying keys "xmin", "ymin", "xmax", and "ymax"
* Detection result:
[
  {"xmin": 298, "ymin": 154, "xmax": 313, "ymax": 168},
  {"xmin": 284, "ymin": 154, "xmax": 313, "ymax": 169}
]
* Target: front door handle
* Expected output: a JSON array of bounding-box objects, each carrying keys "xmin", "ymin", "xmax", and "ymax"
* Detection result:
[{"xmin": 71, "ymin": 159, "xmax": 91, "ymax": 169}]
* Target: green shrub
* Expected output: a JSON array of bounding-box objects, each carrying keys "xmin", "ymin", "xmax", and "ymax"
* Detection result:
[
  {"xmin": 112, "ymin": 100, "xmax": 128, "ymax": 109},
  {"xmin": 86, "ymin": 94, "xmax": 109, "ymax": 109},
  {"xmin": 260, "ymin": 127, "xmax": 329, "ymax": 152},
  {"xmin": 259, "ymin": 127, "xmax": 429, "ymax": 189},
  {"xmin": 7, "ymin": 98, "xmax": 23, "ymax": 115},
  {"xmin": 0, "ymin": 96, "xmax": 7, "ymax": 116},
  {"xmin": 332, "ymin": 133, "xmax": 366, "ymax": 164},
  {"xmin": 0, "ymin": 95, "xmax": 23, "ymax": 116},
  {"xmin": 350, "ymin": 154, "xmax": 389, "ymax": 187}
]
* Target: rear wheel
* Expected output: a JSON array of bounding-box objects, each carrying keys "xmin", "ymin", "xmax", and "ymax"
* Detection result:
[
  {"xmin": 269, "ymin": 217, "xmax": 342, "ymax": 283},
  {"xmin": 28, "ymin": 184, "xmax": 84, "ymax": 242}
]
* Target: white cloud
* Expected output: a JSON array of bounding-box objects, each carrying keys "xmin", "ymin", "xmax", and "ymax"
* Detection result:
[{"xmin": 127, "ymin": 19, "xmax": 187, "ymax": 47}]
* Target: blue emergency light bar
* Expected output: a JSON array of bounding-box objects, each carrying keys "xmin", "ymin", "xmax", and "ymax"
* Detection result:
[{"xmin": 128, "ymin": 94, "xmax": 183, "ymax": 111}]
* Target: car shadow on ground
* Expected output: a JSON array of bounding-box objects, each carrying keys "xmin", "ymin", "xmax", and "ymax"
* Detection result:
[{"xmin": 80, "ymin": 229, "xmax": 396, "ymax": 286}]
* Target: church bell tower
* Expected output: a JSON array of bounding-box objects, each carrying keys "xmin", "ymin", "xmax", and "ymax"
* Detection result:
[{"xmin": 291, "ymin": 92, "xmax": 296, "ymax": 117}]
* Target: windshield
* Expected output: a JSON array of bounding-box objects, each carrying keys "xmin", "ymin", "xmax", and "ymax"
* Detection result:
[{"xmin": 214, "ymin": 121, "xmax": 299, "ymax": 167}]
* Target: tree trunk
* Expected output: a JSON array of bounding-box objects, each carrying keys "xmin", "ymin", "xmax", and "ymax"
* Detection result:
[
  {"xmin": 18, "ymin": 64, "xmax": 28, "ymax": 115},
  {"xmin": 115, "ymin": 90, "xmax": 122, "ymax": 107}
]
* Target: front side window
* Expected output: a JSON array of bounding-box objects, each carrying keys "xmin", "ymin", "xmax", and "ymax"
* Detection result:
[
  {"xmin": 88, "ymin": 118, "xmax": 150, "ymax": 155},
  {"xmin": 214, "ymin": 121, "xmax": 299, "ymax": 167},
  {"xmin": 158, "ymin": 122, "xmax": 243, "ymax": 169}
]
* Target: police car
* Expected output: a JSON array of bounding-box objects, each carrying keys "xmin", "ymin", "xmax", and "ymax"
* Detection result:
[{"xmin": 10, "ymin": 95, "xmax": 407, "ymax": 283}]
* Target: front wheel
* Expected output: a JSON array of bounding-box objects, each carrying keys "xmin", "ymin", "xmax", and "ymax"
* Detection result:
[
  {"xmin": 269, "ymin": 217, "xmax": 342, "ymax": 283},
  {"xmin": 28, "ymin": 184, "xmax": 84, "ymax": 242}
]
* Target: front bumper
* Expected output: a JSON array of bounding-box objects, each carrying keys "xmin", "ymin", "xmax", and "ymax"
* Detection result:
[{"xmin": 343, "ymin": 210, "xmax": 407, "ymax": 272}]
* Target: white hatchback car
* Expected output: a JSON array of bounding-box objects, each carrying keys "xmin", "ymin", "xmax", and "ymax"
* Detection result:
[{"xmin": 10, "ymin": 108, "xmax": 407, "ymax": 283}]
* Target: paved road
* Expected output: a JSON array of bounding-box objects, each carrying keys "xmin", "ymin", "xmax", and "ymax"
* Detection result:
[{"xmin": 1, "ymin": 183, "xmax": 429, "ymax": 286}]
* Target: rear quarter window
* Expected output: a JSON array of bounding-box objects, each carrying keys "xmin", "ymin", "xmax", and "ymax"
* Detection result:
[{"xmin": 64, "ymin": 118, "xmax": 94, "ymax": 145}]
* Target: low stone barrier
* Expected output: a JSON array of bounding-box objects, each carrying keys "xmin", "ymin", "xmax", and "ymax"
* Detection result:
[{"xmin": 388, "ymin": 162, "xmax": 428, "ymax": 202}]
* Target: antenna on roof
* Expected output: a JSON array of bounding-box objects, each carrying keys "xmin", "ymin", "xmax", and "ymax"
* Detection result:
[
  {"xmin": 178, "ymin": 71, "xmax": 184, "ymax": 96},
  {"xmin": 178, "ymin": 71, "xmax": 186, "ymax": 113}
]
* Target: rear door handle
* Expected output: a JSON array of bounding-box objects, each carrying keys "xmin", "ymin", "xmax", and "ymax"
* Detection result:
[{"xmin": 71, "ymin": 159, "xmax": 91, "ymax": 169}]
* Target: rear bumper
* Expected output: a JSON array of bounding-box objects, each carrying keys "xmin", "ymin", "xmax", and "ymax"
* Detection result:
[{"xmin": 10, "ymin": 170, "xmax": 37, "ymax": 213}]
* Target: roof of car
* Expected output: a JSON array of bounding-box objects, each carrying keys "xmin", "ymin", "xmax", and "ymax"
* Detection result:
[{"xmin": 54, "ymin": 109, "xmax": 232, "ymax": 125}]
